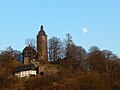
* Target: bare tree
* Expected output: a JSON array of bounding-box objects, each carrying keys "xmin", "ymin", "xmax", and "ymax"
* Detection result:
[
  {"xmin": 48, "ymin": 37, "xmax": 64, "ymax": 62},
  {"xmin": 88, "ymin": 46, "xmax": 100, "ymax": 54},
  {"xmin": 6, "ymin": 46, "xmax": 13, "ymax": 53},
  {"xmin": 65, "ymin": 33, "xmax": 74, "ymax": 45},
  {"xmin": 25, "ymin": 38, "xmax": 36, "ymax": 48},
  {"xmin": 102, "ymin": 50, "xmax": 119, "ymax": 75},
  {"xmin": 65, "ymin": 33, "xmax": 75, "ymax": 58},
  {"xmin": 86, "ymin": 46, "xmax": 120, "ymax": 74}
]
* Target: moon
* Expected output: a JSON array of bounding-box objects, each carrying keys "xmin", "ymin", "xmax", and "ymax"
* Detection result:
[{"xmin": 82, "ymin": 27, "xmax": 88, "ymax": 33}]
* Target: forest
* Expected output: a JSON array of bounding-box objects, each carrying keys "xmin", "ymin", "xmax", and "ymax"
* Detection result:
[{"xmin": 0, "ymin": 33, "xmax": 120, "ymax": 90}]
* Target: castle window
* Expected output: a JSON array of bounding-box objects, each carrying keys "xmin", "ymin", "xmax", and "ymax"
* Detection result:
[
  {"xmin": 29, "ymin": 53, "xmax": 31, "ymax": 56},
  {"xmin": 34, "ymin": 55, "xmax": 36, "ymax": 58},
  {"xmin": 25, "ymin": 54, "xmax": 27, "ymax": 56}
]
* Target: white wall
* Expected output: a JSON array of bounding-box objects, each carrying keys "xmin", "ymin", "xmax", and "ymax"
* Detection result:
[{"xmin": 15, "ymin": 70, "xmax": 36, "ymax": 77}]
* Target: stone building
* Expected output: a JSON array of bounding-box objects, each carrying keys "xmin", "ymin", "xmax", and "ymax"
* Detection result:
[
  {"xmin": 23, "ymin": 46, "xmax": 37, "ymax": 65},
  {"xmin": 23, "ymin": 25, "xmax": 48, "ymax": 65},
  {"xmin": 20, "ymin": 25, "xmax": 61, "ymax": 76}
]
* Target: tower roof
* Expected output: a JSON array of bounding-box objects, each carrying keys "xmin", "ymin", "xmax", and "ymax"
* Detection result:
[
  {"xmin": 38, "ymin": 25, "xmax": 47, "ymax": 36},
  {"xmin": 14, "ymin": 64, "xmax": 36, "ymax": 73},
  {"xmin": 23, "ymin": 46, "xmax": 36, "ymax": 54}
]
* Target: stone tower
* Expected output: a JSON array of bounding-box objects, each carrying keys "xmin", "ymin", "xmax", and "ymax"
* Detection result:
[{"xmin": 37, "ymin": 25, "xmax": 48, "ymax": 63}]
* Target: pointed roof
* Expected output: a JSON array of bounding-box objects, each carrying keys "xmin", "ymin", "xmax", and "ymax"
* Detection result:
[
  {"xmin": 38, "ymin": 25, "xmax": 47, "ymax": 36},
  {"xmin": 23, "ymin": 46, "xmax": 36, "ymax": 54}
]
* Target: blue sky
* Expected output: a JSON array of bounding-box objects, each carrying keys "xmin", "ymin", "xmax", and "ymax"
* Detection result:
[{"xmin": 0, "ymin": 0, "xmax": 120, "ymax": 56}]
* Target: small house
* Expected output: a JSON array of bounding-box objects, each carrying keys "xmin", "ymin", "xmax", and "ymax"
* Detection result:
[{"xmin": 14, "ymin": 64, "xmax": 36, "ymax": 77}]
